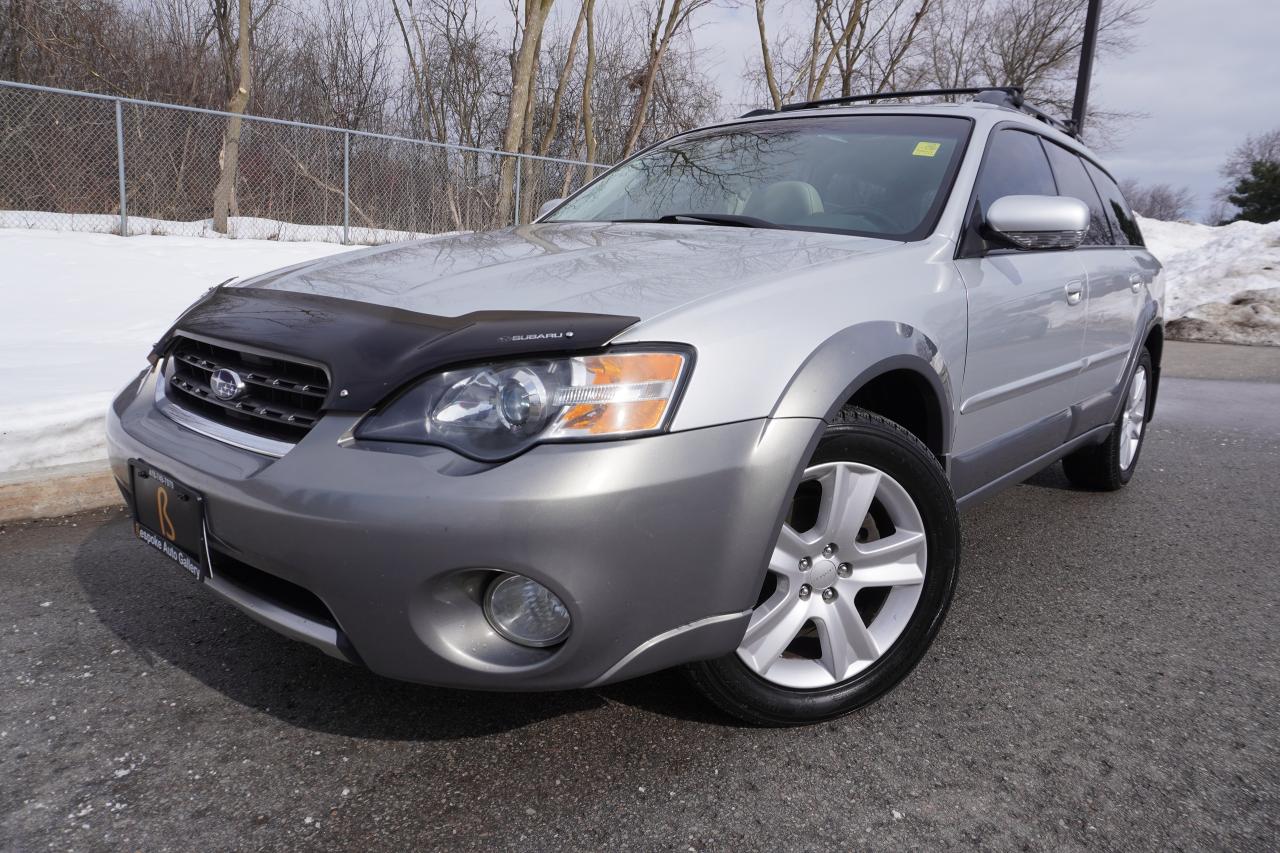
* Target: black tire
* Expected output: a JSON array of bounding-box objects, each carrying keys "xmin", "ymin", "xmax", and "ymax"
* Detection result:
[
  {"xmin": 1062, "ymin": 349, "xmax": 1153, "ymax": 491},
  {"xmin": 687, "ymin": 407, "xmax": 961, "ymax": 726}
]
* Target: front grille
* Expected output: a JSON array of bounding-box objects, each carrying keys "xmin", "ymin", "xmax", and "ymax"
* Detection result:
[{"xmin": 166, "ymin": 336, "xmax": 329, "ymax": 443}]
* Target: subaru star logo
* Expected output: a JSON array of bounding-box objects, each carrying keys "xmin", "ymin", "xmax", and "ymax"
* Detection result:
[{"xmin": 209, "ymin": 368, "xmax": 245, "ymax": 401}]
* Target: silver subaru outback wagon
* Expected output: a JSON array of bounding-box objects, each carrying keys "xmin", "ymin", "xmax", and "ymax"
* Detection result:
[{"xmin": 107, "ymin": 88, "xmax": 1163, "ymax": 726}]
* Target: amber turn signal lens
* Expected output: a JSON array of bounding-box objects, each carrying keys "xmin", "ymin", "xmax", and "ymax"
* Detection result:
[{"xmin": 548, "ymin": 352, "xmax": 686, "ymax": 437}]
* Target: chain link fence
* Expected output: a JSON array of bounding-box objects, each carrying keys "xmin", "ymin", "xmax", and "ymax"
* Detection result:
[{"xmin": 0, "ymin": 80, "xmax": 606, "ymax": 245}]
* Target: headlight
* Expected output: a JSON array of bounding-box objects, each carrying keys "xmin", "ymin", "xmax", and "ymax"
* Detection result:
[{"xmin": 354, "ymin": 348, "xmax": 691, "ymax": 460}]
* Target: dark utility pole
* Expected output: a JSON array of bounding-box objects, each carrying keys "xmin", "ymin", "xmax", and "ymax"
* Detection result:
[{"xmin": 1071, "ymin": 0, "xmax": 1103, "ymax": 135}]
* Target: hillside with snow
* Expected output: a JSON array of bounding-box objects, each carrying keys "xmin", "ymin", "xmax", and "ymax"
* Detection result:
[{"xmin": 0, "ymin": 216, "xmax": 1277, "ymax": 475}]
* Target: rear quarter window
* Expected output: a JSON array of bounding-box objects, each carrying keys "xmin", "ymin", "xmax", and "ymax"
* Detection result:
[{"xmin": 1084, "ymin": 161, "xmax": 1145, "ymax": 247}]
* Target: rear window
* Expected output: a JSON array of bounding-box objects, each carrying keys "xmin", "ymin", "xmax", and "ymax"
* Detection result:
[
  {"xmin": 1043, "ymin": 142, "xmax": 1113, "ymax": 246},
  {"xmin": 1084, "ymin": 161, "xmax": 1144, "ymax": 247}
]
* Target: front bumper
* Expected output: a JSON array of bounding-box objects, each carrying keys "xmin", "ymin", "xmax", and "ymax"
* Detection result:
[{"xmin": 107, "ymin": 369, "xmax": 820, "ymax": 690}]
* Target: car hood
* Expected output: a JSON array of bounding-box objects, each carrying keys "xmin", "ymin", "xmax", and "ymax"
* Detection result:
[{"xmin": 240, "ymin": 221, "xmax": 895, "ymax": 322}]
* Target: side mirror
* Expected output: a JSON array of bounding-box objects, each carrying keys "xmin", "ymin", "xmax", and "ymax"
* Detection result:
[
  {"xmin": 536, "ymin": 198, "xmax": 564, "ymax": 220},
  {"xmin": 985, "ymin": 195, "xmax": 1090, "ymax": 250}
]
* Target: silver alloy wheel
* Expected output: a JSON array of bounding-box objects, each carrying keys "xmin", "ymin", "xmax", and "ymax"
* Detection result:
[
  {"xmin": 737, "ymin": 461, "xmax": 928, "ymax": 689},
  {"xmin": 1119, "ymin": 364, "xmax": 1148, "ymax": 471}
]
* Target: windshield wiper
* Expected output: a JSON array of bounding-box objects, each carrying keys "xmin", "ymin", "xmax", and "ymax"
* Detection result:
[{"xmin": 614, "ymin": 213, "xmax": 778, "ymax": 229}]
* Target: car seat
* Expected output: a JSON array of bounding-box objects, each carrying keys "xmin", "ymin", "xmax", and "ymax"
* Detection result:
[{"xmin": 742, "ymin": 181, "xmax": 824, "ymax": 222}]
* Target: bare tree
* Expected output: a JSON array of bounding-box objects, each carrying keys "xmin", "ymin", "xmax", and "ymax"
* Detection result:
[
  {"xmin": 391, "ymin": 0, "xmax": 440, "ymax": 141},
  {"xmin": 536, "ymin": 1, "xmax": 589, "ymax": 155},
  {"xmin": 581, "ymin": 0, "xmax": 598, "ymax": 177},
  {"xmin": 210, "ymin": 0, "xmax": 259, "ymax": 233},
  {"xmin": 742, "ymin": 0, "xmax": 1146, "ymax": 144},
  {"xmin": 753, "ymin": 0, "xmax": 784, "ymax": 109},
  {"xmin": 619, "ymin": 0, "xmax": 711, "ymax": 159},
  {"xmin": 945, "ymin": 0, "xmax": 1148, "ymax": 136},
  {"xmin": 495, "ymin": 0, "xmax": 555, "ymax": 224},
  {"xmin": 920, "ymin": 0, "xmax": 985, "ymax": 93},
  {"xmin": 294, "ymin": 0, "xmax": 393, "ymax": 130},
  {"xmin": 1118, "ymin": 179, "xmax": 1196, "ymax": 221},
  {"xmin": 747, "ymin": 0, "xmax": 932, "ymax": 110}
]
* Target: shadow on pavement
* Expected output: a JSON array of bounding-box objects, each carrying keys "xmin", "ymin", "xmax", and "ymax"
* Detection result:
[
  {"xmin": 73, "ymin": 513, "xmax": 732, "ymax": 740},
  {"xmin": 1021, "ymin": 460, "xmax": 1080, "ymax": 492}
]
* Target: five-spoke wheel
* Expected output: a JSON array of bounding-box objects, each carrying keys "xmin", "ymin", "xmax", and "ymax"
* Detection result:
[
  {"xmin": 738, "ymin": 461, "xmax": 927, "ymax": 688},
  {"xmin": 687, "ymin": 407, "xmax": 960, "ymax": 726}
]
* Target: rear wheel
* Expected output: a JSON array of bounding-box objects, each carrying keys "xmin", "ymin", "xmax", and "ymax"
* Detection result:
[
  {"xmin": 687, "ymin": 408, "xmax": 960, "ymax": 726},
  {"xmin": 1062, "ymin": 349, "xmax": 1152, "ymax": 491}
]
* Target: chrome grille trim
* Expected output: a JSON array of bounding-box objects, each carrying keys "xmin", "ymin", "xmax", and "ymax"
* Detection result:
[{"xmin": 155, "ymin": 370, "xmax": 297, "ymax": 458}]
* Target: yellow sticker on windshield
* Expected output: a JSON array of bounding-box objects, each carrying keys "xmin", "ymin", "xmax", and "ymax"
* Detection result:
[{"xmin": 912, "ymin": 141, "xmax": 941, "ymax": 157}]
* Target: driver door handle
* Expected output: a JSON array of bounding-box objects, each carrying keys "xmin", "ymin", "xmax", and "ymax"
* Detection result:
[{"xmin": 1065, "ymin": 281, "xmax": 1084, "ymax": 306}]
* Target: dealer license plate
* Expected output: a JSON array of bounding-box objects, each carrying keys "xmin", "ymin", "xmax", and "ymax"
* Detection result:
[{"xmin": 130, "ymin": 461, "xmax": 207, "ymax": 580}]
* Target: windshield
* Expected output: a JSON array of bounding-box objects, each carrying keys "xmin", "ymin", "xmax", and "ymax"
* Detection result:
[{"xmin": 546, "ymin": 114, "xmax": 971, "ymax": 240}]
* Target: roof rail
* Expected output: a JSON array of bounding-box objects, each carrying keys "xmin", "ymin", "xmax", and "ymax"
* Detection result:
[{"xmin": 739, "ymin": 86, "xmax": 1078, "ymax": 137}]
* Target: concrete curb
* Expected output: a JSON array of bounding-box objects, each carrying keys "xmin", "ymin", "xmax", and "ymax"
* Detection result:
[{"xmin": 0, "ymin": 461, "xmax": 122, "ymax": 524}]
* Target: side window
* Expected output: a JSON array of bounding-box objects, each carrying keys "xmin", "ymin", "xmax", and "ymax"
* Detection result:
[
  {"xmin": 1084, "ymin": 161, "xmax": 1145, "ymax": 247},
  {"xmin": 1043, "ymin": 143, "xmax": 1113, "ymax": 246},
  {"xmin": 974, "ymin": 129, "xmax": 1058, "ymax": 213}
]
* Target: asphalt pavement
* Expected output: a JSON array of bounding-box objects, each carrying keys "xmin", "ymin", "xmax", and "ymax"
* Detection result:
[{"xmin": 2, "ymin": 342, "xmax": 1278, "ymax": 851}]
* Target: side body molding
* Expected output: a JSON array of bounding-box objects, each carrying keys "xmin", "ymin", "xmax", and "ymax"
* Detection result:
[
  {"xmin": 768, "ymin": 321, "xmax": 957, "ymax": 455},
  {"xmin": 951, "ymin": 307, "xmax": 1165, "ymax": 507}
]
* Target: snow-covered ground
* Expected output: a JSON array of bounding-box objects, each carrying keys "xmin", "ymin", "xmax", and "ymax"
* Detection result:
[
  {"xmin": 1, "ymin": 215, "xmax": 1277, "ymax": 475},
  {"xmin": 0, "ymin": 230, "xmax": 358, "ymax": 473}
]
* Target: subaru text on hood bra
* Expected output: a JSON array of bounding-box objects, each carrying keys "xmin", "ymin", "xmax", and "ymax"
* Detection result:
[{"xmin": 108, "ymin": 88, "xmax": 1163, "ymax": 725}]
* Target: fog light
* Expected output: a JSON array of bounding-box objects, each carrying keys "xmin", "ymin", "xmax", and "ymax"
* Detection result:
[{"xmin": 483, "ymin": 573, "xmax": 571, "ymax": 647}]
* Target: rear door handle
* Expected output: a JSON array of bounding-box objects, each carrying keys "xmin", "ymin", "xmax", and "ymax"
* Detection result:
[
  {"xmin": 1129, "ymin": 273, "xmax": 1145, "ymax": 293},
  {"xmin": 1065, "ymin": 281, "xmax": 1083, "ymax": 306}
]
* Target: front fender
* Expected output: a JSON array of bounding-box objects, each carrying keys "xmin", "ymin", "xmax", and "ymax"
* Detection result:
[{"xmin": 768, "ymin": 321, "xmax": 957, "ymax": 454}]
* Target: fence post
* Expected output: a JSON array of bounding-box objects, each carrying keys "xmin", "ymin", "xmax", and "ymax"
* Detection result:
[
  {"xmin": 342, "ymin": 131, "xmax": 350, "ymax": 245},
  {"xmin": 114, "ymin": 99, "xmax": 128, "ymax": 237},
  {"xmin": 513, "ymin": 154, "xmax": 522, "ymax": 227}
]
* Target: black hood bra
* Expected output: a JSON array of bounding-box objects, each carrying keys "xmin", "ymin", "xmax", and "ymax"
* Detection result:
[{"xmin": 150, "ymin": 285, "xmax": 640, "ymax": 411}]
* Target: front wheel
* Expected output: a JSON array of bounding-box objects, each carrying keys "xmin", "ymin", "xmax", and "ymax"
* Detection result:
[{"xmin": 687, "ymin": 408, "xmax": 960, "ymax": 726}]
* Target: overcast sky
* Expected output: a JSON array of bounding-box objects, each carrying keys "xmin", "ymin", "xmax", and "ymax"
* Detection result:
[{"xmin": 689, "ymin": 0, "xmax": 1280, "ymax": 221}]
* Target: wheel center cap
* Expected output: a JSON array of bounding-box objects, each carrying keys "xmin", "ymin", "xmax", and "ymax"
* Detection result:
[{"xmin": 809, "ymin": 559, "xmax": 838, "ymax": 590}]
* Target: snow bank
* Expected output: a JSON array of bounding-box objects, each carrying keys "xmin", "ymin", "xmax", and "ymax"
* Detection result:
[
  {"xmin": 1137, "ymin": 214, "xmax": 1280, "ymax": 345},
  {"xmin": 1136, "ymin": 215, "xmax": 1222, "ymax": 264},
  {"xmin": 0, "ymin": 230, "xmax": 358, "ymax": 472},
  {"xmin": 1166, "ymin": 290, "xmax": 1280, "ymax": 347}
]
